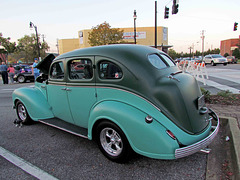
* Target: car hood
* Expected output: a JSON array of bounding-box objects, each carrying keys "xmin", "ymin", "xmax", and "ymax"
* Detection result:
[{"xmin": 36, "ymin": 54, "xmax": 55, "ymax": 75}]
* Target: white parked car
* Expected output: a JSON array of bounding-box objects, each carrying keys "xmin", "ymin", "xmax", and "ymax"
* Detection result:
[{"xmin": 203, "ymin": 54, "xmax": 227, "ymax": 66}]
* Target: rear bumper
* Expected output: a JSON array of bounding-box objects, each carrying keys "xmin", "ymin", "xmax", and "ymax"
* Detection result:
[{"xmin": 175, "ymin": 109, "xmax": 219, "ymax": 159}]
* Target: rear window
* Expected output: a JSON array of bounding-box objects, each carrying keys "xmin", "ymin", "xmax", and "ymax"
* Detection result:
[
  {"xmin": 148, "ymin": 54, "xmax": 175, "ymax": 69},
  {"xmin": 212, "ymin": 55, "xmax": 222, "ymax": 58}
]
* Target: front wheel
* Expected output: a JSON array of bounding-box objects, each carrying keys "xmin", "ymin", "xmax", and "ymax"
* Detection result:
[
  {"xmin": 211, "ymin": 61, "xmax": 216, "ymax": 66},
  {"xmin": 96, "ymin": 121, "xmax": 133, "ymax": 163},
  {"xmin": 17, "ymin": 75, "xmax": 26, "ymax": 83},
  {"xmin": 16, "ymin": 101, "xmax": 32, "ymax": 124}
]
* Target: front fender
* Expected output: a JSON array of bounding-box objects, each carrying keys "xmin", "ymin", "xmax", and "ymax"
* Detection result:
[
  {"xmin": 88, "ymin": 101, "xmax": 179, "ymax": 159},
  {"xmin": 12, "ymin": 87, "xmax": 54, "ymax": 121}
]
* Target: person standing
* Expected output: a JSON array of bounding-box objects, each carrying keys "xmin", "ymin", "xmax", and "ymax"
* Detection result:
[
  {"xmin": 0, "ymin": 62, "xmax": 8, "ymax": 84},
  {"xmin": 7, "ymin": 64, "xmax": 15, "ymax": 84},
  {"xmin": 32, "ymin": 58, "xmax": 40, "ymax": 80}
]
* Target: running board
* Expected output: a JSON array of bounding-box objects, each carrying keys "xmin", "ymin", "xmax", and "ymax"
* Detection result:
[{"xmin": 39, "ymin": 118, "xmax": 88, "ymax": 139}]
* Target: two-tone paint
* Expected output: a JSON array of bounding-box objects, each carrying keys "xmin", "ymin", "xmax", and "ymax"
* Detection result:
[{"xmin": 12, "ymin": 44, "xmax": 219, "ymax": 160}]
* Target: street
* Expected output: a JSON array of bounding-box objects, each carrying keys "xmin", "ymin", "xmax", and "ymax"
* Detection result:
[
  {"xmin": 0, "ymin": 64, "xmax": 239, "ymax": 179},
  {"xmin": 198, "ymin": 64, "xmax": 240, "ymax": 94},
  {"xmin": 0, "ymin": 87, "xmax": 207, "ymax": 179}
]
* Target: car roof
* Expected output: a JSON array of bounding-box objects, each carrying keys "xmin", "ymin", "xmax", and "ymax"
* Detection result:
[{"xmin": 55, "ymin": 44, "xmax": 167, "ymax": 65}]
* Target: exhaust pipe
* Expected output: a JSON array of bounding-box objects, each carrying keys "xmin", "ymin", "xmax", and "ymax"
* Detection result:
[{"xmin": 200, "ymin": 148, "xmax": 211, "ymax": 154}]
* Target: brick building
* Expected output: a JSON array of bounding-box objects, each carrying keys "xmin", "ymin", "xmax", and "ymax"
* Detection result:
[{"xmin": 220, "ymin": 36, "xmax": 240, "ymax": 56}]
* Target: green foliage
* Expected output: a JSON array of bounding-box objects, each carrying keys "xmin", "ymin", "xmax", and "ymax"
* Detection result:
[
  {"xmin": 217, "ymin": 90, "xmax": 233, "ymax": 97},
  {"xmin": 168, "ymin": 48, "xmax": 221, "ymax": 59},
  {"xmin": 0, "ymin": 33, "xmax": 17, "ymax": 54},
  {"xmin": 88, "ymin": 22, "xmax": 125, "ymax": 46},
  {"xmin": 0, "ymin": 33, "xmax": 49, "ymax": 63},
  {"xmin": 17, "ymin": 34, "xmax": 49, "ymax": 63},
  {"xmin": 200, "ymin": 87, "xmax": 211, "ymax": 102},
  {"xmin": 224, "ymin": 53, "xmax": 229, "ymax": 57},
  {"xmin": 232, "ymin": 48, "xmax": 240, "ymax": 59}
]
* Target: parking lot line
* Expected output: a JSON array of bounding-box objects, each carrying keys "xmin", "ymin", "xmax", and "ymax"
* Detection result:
[{"xmin": 0, "ymin": 146, "xmax": 58, "ymax": 180}]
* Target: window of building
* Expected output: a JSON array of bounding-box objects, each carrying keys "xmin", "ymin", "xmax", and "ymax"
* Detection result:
[
  {"xmin": 50, "ymin": 61, "xmax": 64, "ymax": 79},
  {"xmin": 68, "ymin": 59, "xmax": 93, "ymax": 80},
  {"xmin": 98, "ymin": 61, "xmax": 123, "ymax": 79}
]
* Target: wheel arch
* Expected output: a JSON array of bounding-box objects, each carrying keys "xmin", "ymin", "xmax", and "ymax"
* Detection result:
[
  {"xmin": 12, "ymin": 87, "xmax": 54, "ymax": 121},
  {"xmin": 88, "ymin": 100, "xmax": 179, "ymax": 159}
]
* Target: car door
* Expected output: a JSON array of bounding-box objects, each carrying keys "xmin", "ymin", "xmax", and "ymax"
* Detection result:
[
  {"xmin": 66, "ymin": 57, "xmax": 96, "ymax": 128},
  {"xmin": 47, "ymin": 60, "xmax": 75, "ymax": 124}
]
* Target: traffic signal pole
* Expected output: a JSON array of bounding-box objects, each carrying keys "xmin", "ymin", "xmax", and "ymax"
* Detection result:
[{"xmin": 155, "ymin": 1, "xmax": 157, "ymax": 48}]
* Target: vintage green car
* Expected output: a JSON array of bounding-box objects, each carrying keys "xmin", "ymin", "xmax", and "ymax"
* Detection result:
[{"xmin": 12, "ymin": 44, "xmax": 219, "ymax": 162}]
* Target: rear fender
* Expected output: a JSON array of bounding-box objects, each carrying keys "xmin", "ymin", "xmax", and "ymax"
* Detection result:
[
  {"xmin": 12, "ymin": 87, "xmax": 54, "ymax": 121},
  {"xmin": 88, "ymin": 101, "xmax": 179, "ymax": 159}
]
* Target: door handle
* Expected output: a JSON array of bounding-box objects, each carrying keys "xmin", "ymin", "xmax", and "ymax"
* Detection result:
[
  {"xmin": 61, "ymin": 88, "xmax": 66, "ymax": 90},
  {"xmin": 66, "ymin": 88, "xmax": 71, "ymax": 91},
  {"xmin": 41, "ymin": 85, "xmax": 46, "ymax": 89}
]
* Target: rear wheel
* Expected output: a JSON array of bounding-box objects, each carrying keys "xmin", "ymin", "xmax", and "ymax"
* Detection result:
[
  {"xmin": 17, "ymin": 75, "xmax": 26, "ymax": 83},
  {"xmin": 16, "ymin": 101, "xmax": 32, "ymax": 124},
  {"xmin": 96, "ymin": 121, "xmax": 133, "ymax": 163}
]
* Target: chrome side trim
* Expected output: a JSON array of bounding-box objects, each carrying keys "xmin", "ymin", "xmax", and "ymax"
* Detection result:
[
  {"xmin": 39, "ymin": 120, "xmax": 88, "ymax": 139},
  {"xmin": 175, "ymin": 109, "xmax": 219, "ymax": 159}
]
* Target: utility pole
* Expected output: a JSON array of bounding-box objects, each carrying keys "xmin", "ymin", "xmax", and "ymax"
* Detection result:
[
  {"xmin": 56, "ymin": 39, "xmax": 59, "ymax": 55},
  {"xmin": 133, "ymin": 10, "xmax": 137, "ymax": 44},
  {"xmin": 188, "ymin": 46, "xmax": 192, "ymax": 57},
  {"xmin": 201, "ymin": 30, "xmax": 205, "ymax": 59},
  {"xmin": 155, "ymin": 1, "xmax": 157, "ymax": 48}
]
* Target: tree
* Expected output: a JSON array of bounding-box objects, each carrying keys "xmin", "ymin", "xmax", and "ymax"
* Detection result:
[
  {"xmin": 224, "ymin": 53, "xmax": 229, "ymax": 57},
  {"xmin": 168, "ymin": 49, "xmax": 179, "ymax": 59},
  {"xmin": 88, "ymin": 22, "xmax": 125, "ymax": 46},
  {"xmin": 232, "ymin": 48, "xmax": 240, "ymax": 59},
  {"xmin": 17, "ymin": 34, "xmax": 49, "ymax": 63},
  {"xmin": 0, "ymin": 33, "xmax": 17, "ymax": 55}
]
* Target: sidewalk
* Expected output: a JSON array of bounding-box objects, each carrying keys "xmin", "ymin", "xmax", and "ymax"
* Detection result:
[
  {"xmin": 207, "ymin": 104, "xmax": 240, "ymax": 127},
  {"xmin": 207, "ymin": 104, "xmax": 240, "ymax": 180}
]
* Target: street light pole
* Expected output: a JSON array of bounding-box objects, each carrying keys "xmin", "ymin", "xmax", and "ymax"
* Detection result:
[
  {"xmin": 30, "ymin": 22, "xmax": 41, "ymax": 60},
  {"xmin": 133, "ymin": 10, "xmax": 137, "ymax": 44},
  {"xmin": 201, "ymin": 30, "xmax": 205, "ymax": 59}
]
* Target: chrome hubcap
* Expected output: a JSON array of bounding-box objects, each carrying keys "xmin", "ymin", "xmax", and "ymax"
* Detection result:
[
  {"xmin": 18, "ymin": 76, "xmax": 25, "ymax": 83},
  {"xmin": 100, "ymin": 128, "xmax": 123, "ymax": 156},
  {"xmin": 18, "ymin": 104, "xmax": 27, "ymax": 121}
]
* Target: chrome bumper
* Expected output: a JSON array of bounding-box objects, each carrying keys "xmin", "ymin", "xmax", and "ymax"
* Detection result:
[{"xmin": 175, "ymin": 109, "xmax": 219, "ymax": 159}]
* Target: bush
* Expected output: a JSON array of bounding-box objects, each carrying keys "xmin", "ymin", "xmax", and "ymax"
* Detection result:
[{"xmin": 200, "ymin": 87, "xmax": 211, "ymax": 102}]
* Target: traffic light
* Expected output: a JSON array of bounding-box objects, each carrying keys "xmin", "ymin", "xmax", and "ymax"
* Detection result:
[
  {"xmin": 172, "ymin": 0, "xmax": 179, "ymax": 14},
  {"xmin": 164, "ymin": 6, "xmax": 169, "ymax": 19},
  {"xmin": 234, "ymin": 22, "xmax": 238, "ymax": 31}
]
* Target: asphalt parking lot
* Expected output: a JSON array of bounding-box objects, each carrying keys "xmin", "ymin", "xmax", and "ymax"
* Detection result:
[
  {"xmin": 1, "ymin": 63, "xmax": 239, "ymax": 179},
  {"xmin": 0, "ymin": 83, "xmax": 208, "ymax": 180}
]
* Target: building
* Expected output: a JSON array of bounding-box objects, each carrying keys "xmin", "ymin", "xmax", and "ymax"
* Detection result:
[
  {"xmin": 58, "ymin": 26, "xmax": 171, "ymax": 54},
  {"xmin": 220, "ymin": 36, "xmax": 240, "ymax": 56}
]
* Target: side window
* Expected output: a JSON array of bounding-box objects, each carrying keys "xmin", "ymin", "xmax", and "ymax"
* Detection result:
[
  {"xmin": 50, "ymin": 61, "xmax": 64, "ymax": 79},
  {"xmin": 68, "ymin": 59, "xmax": 93, "ymax": 79},
  {"xmin": 98, "ymin": 61, "xmax": 123, "ymax": 79}
]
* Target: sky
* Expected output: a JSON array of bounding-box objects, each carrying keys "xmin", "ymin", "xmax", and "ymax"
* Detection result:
[{"xmin": 1, "ymin": 0, "xmax": 240, "ymax": 53}]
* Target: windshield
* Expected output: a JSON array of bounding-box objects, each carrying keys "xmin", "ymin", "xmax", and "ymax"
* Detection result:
[
  {"xmin": 148, "ymin": 54, "xmax": 175, "ymax": 69},
  {"xmin": 212, "ymin": 55, "xmax": 223, "ymax": 58}
]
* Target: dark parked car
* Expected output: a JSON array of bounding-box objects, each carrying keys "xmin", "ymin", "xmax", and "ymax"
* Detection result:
[
  {"xmin": 226, "ymin": 56, "xmax": 237, "ymax": 64},
  {"xmin": 14, "ymin": 65, "xmax": 34, "ymax": 83},
  {"xmin": 12, "ymin": 45, "xmax": 219, "ymax": 163}
]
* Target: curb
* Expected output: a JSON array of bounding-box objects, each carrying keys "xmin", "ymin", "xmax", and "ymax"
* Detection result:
[
  {"xmin": 226, "ymin": 116, "xmax": 240, "ymax": 180},
  {"xmin": 206, "ymin": 116, "xmax": 240, "ymax": 180}
]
